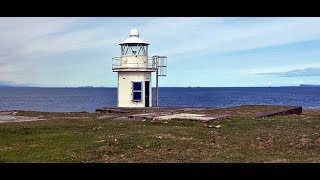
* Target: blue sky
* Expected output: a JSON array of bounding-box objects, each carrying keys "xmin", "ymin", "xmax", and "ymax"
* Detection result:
[{"xmin": 0, "ymin": 17, "xmax": 320, "ymax": 87}]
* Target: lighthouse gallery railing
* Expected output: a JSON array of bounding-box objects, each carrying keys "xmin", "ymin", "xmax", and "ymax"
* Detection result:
[{"xmin": 112, "ymin": 57, "xmax": 156, "ymax": 71}]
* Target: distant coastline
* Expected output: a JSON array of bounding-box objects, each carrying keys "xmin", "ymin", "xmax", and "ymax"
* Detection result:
[
  {"xmin": 0, "ymin": 81, "xmax": 31, "ymax": 88},
  {"xmin": 299, "ymin": 84, "xmax": 320, "ymax": 87},
  {"xmin": 2, "ymin": 86, "xmax": 320, "ymax": 88},
  {"xmin": 1, "ymin": 81, "xmax": 320, "ymax": 88}
]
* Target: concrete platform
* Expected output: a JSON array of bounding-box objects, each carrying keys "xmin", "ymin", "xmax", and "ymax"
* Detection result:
[
  {"xmin": 152, "ymin": 113, "xmax": 230, "ymax": 122},
  {"xmin": 95, "ymin": 105, "xmax": 303, "ymax": 122},
  {"xmin": 128, "ymin": 112, "xmax": 172, "ymax": 119},
  {"xmin": 127, "ymin": 111, "xmax": 230, "ymax": 122}
]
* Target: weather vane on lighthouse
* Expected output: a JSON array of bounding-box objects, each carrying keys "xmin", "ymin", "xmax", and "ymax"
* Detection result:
[{"xmin": 112, "ymin": 28, "xmax": 167, "ymax": 107}]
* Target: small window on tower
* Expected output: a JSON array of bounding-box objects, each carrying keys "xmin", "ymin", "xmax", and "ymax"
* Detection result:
[{"xmin": 132, "ymin": 82, "xmax": 142, "ymax": 102}]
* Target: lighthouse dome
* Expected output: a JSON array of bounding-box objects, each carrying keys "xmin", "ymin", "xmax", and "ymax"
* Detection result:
[
  {"xmin": 129, "ymin": 28, "xmax": 139, "ymax": 37},
  {"xmin": 120, "ymin": 28, "xmax": 149, "ymax": 45}
]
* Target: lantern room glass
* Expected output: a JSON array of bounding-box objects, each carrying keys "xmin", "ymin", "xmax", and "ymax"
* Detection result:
[{"xmin": 121, "ymin": 44, "xmax": 148, "ymax": 56}]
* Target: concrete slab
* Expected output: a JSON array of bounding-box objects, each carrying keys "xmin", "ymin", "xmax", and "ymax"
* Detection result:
[
  {"xmin": 177, "ymin": 108, "xmax": 207, "ymax": 111},
  {"xmin": 153, "ymin": 113, "xmax": 230, "ymax": 122},
  {"xmin": 128, "ymin": 112, "xmax": 173, "ymax": 119}
]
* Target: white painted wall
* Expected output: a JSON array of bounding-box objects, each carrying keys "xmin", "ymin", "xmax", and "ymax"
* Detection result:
[
  {"xmin": 117, "ymin": 71, "xmax": 152, "ymax": 107},
  {"xmin": 120, "ymin": 55, "xmax": 148, "ymax": 68}
]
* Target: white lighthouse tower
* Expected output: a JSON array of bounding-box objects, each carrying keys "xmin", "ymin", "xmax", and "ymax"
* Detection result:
[{"xmin": 112, "ymin": 28, "xmax": 167, "ymax": 107}]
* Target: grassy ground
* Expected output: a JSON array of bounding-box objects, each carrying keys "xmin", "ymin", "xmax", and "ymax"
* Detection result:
[{"xmin": 0, "ymin": 106, "xmax": 319, "ymax": 162}]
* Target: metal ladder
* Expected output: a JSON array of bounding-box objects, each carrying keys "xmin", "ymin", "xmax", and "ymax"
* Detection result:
[{"xmin": 152, "ymin": 56, "xmax": 167, "ymax": 107}]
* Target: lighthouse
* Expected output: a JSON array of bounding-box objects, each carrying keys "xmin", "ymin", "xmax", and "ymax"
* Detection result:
[{"xmin": 112, "ymin": 28, "xmax": 167, "ymax": 107}]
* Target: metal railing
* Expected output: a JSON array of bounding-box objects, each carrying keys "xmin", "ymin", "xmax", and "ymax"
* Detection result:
[
  {"xmin": 152, "ymin": 55, "xmax": 167, "ymax": 107},
  {"xmin": 112, "ymin": 57, "xmax": 155, "ymax": 70},
  {"xmin": 152, "ymin": 56, "xmax": 167, "ymax": 76}
]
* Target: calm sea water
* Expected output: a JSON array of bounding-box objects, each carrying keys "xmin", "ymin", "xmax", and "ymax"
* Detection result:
[{"xmin": 0, "ymin": 87, "xmax": 319, "ymax": 112}]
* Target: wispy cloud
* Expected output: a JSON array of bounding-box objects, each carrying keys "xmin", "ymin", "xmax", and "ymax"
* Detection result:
[
  {"xmin": 140, "ymin": 17, "xmax": 320, "ymax": 57},
  {"xmin": 0, "ymin": 17, "xmax": 119, "ymax": 62},
  {"xmin": 255, "ymin": 68, "xmax": 320, "ymax": 77},
  {"xmin": 0, "ymin": 17, "xmax": 121, "ymax": 83},
  {"xmin": 1, "ymin": 17, "xmax": 320, "ymax": 86}
]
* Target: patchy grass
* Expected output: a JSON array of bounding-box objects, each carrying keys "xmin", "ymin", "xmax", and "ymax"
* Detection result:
[{"xmin": 0, "ymin": 106, "xmax": 320, "ymax": 162}]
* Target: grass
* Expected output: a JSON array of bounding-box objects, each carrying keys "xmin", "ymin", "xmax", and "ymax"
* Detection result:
[{"xmin": 0, "ymin": 106, "xmax": 319, "ymax": 162}]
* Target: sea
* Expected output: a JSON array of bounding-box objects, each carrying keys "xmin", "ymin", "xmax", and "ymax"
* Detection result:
[{"xmin": 0, "ymin": 87, "xmax": 319, "ymax": 112}]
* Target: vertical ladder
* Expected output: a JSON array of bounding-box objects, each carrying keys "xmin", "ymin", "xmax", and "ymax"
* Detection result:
[{"xmin": 152, "ymin": 56, "xmax": 167, "ymax": 107}]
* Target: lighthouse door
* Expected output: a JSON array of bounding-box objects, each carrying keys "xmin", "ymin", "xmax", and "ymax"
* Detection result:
[{"xmin": 145, "ymin": 81, "xmax": 150, "ymax": 107}]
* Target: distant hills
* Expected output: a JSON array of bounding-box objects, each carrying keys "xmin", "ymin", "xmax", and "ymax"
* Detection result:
[
  {"xmin": 0, "ymin": 81, "xmax": 18, "ymax": 87},
  {"xmin": 299, "ymin": 84, "xmax": 320, "ymax": 87},
  {"xmin": 0, "ymin": 81, "xmax": 31, "ymax": 87},
  {"xmin": 1, "ymin": 81, "xmax": 320, "ymax": 88},
  {"xmin": 0, "ymin": 82, "xmax": 106, "ymax": 88}
]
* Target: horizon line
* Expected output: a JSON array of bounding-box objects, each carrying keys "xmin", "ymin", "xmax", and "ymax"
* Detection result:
[{"xmin": 1, "ymin": 85, "xmax": 319, "ymax": 88}]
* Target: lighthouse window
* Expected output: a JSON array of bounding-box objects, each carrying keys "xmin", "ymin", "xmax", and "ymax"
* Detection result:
[
  {"xmin": 133, "ymin": 82, "xmax": 142, "ymax": 90},
  {"xmin": 132, "ymin": 82, "xmax": 142, "ymax": 101},
  {"xmin": 121, "ymin": 45, "xmax": 148, "ymax": 56}
]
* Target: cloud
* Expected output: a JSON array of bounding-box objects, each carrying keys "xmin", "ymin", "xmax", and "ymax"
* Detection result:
[
  {"xmin": 2, "ymin": 17, "xmax": 320, "ymax": 86},
  {"xmin": 140, "ymin": 17, "xmax": 320, "ymax": 57},
  {"xmin": 0, "ymin": 17, "xmax": 119, "ymax": 62},
  {"xmin": 0, "ymin": 17, "xmax": 122, "ymax": 83},
  {"xmin": 255, "ymin": 68, "xmax": 320, "ymax": 77},
  {"xmin": 2, "ymin": 17, "xmax": 320, "ymax": 63}
]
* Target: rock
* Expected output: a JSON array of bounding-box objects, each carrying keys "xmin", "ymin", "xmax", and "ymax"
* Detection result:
[
  {"xmin": 11, "ymin": 111, "xmax": 18, "ymax": 115},
  {"xmin": 98, "ymin": 115, "xmax": 115, "ymax": 119},
  {"xmin": 299, "ymin": 138, "xmax": 310, "ymax": 146},
  {"xmin": 92, "ymin": 126, "xmax": 102, "ymax": 131},
  {"xmin": 94, "ymin": 140, "xmax": 105, "ymax": 143},
  {"xmin": 208, "ymin": 125, "xmax": 221, "ymax": 129},
  {"xmin": 315, "ymin": 138, "xmax": 320, "ymax": 146},
  {"xmin": 255, "ymin": 106, "xmax": 302, "ymax": 118},
  {"xmin": 142, "ymin": 119, "xmax": 146, "ymax": 122}
]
